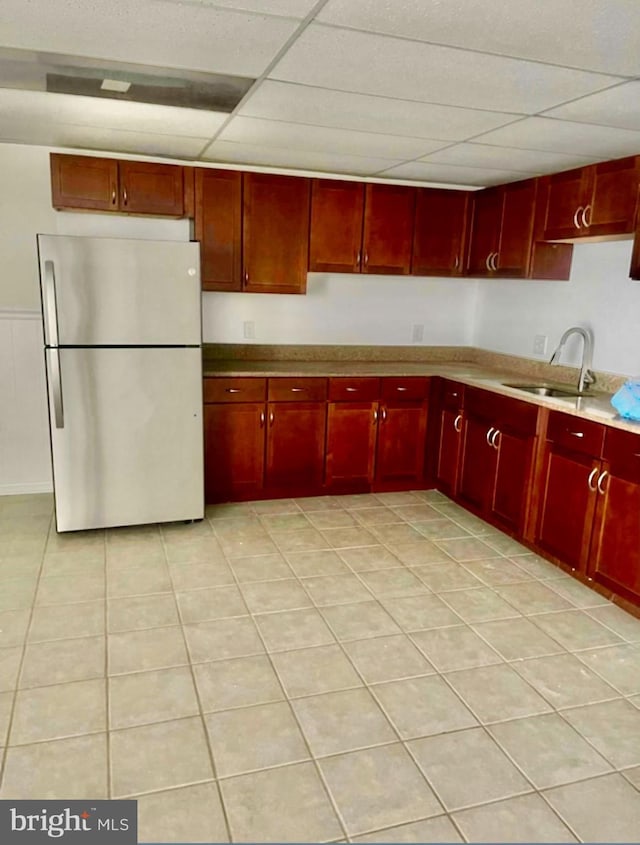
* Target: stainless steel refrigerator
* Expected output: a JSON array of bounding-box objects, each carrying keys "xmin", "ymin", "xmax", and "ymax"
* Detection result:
[{"xmin": 37, "ymin": 234, "xmax": 204, "ymax": 532}]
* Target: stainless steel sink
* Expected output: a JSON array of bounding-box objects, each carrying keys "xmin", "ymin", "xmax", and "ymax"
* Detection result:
[{"xmin": 502, "ymin": 383, "xmax": 588, "ymax": 398}]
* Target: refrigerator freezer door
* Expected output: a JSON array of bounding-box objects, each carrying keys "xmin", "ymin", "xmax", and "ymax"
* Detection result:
[
  {"xmin": 46, "ymin": 347, "xmax": 204, "ymax": 531},
  {"xmin": 37, "ymin": 235, "xmax": 201, "ymax": 346}
]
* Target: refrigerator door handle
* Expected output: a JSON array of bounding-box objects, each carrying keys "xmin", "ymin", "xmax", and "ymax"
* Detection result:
[
  {"xmin": 43, "ymin": 260, "xmax": 60, "ymax": 347},
  {"xmin": 48, "ymin": 348, "xmax": 65, "ymax": 429}
]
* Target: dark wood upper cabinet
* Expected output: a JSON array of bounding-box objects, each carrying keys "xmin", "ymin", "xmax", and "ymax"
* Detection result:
[
  {"xmin": 194, "ymin": 168, "xmax": 242, "ymax": 292},
  {"xmin": 118, "ymin": 161, "xmax": 184, "ymax": 216},
  {"xmin": 51, "ymin": 154, "xmax": 118, "ymax": 211},
  {"xmin": 466, "ymin": 188, "xmax": 502, "ymax": 276},
  {"xmin": 543, "ymin": 167, "xmax": 587, "ymax": 241},
  {"xmin": 309, "ymin": 180, "xmax": 365, "ymax": 273},
  {"xmin": 529, "ymin": 176, "xmax": 573, "ymax": 280},
  {"xmin": 362, "ymin": 184, "xmax": 416, "ymax": 275},
  {"xmin": 412, "ymin": 188, "xmax": 469, "ymax": 276},
  {"xmin": 243, "ymin": 173, "xmax": 311, "ymax": 294}
]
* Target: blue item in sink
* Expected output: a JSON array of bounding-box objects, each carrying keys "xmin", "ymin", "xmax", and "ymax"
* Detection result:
[{"xmin": 611, "ymin": 379, "xmax": 640, "ymax": 421}]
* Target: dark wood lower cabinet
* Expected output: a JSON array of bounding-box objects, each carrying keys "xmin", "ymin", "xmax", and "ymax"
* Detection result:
[
  {"xmin": 203, "ymin": 402, "xmax": 265, "ymax": 502},
  {"xmin": 375, "ymin": 401, "xmax": 429, "ymax": 487},
  {"xmin": 265, "ymin": 402, "xmax": 326, "ymax": 492},
  {"xmin": 435, "ymin": 407, "xmax": 463, "ymax": 497},
  {"xmin": 325, "ymin": 402, "xmax": 378, "ymax": 491}
]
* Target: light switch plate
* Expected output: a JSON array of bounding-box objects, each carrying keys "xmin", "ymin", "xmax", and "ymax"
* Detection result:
[
  {"xmin": 533, "ymin": 334, "xmax": 548, "ymax": 355},
  {"xmin": 412, "ymin": 323, "xmax": 424, "ymax": 343},
  {"xmin": 243, "ymin": 320, "xmax": 255, "ymax": 339}
]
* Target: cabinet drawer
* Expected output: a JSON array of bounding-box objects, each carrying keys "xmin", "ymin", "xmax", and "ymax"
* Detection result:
[
  {"xmin": 381, "ymin": 377, "xmax": 430, "ymax": 401},
  {"xmin": 268, "ymin": 377, "xmax": 327, "ymax": 402},
  {"xmin": 204, "ymin": 377, "xmax": 266, "ymax": 403},
  {"xmin": 547, "ymin": 410, "xmax": 605, "ymax": 457},
  {"xmin": 604, "ymin": 427, "xmax": 640, "ymax": 481},
  {"xmin": 328, "ymin": 377, "xmax": 380, "ymax": 401},
  {"xmin": 442, "ymin": 380, "xmax": 465, "ymax": 410},
  {"xmin": 465, "ymin": 387, "xmax": 538, "ymax": 434}
]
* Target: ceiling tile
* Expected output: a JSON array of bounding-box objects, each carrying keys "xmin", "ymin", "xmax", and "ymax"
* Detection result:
[
  {"xmin": 0, "ymin": 88, "xmax": 227, "ymax": 138},
  {"xmin": 474, "ymin": 117, "xmax": 640, "ymax": 158},
  {"xmin": 201, "ymin": 139, "xmax": 401, "ymax": 175},
  {"xmin": 422, "ymin": 142, "xmax": 594, "ymax": 174},
  {"xmin": 196, "ymin": 0, "xmax": 318, "ymax": 16},
  {"xmin": 318, "ymin": 0, "xmax": 640, "ymax": 76},
  {"xmin": 217, "ymin": 115, "xmax": 449, "ymax": 159},
  {"xmin": 240, "ymin": 80, "xmax": 521, "ymax": 141},
  {"xmin": 542, "ymin": 81, "xmax": 640, "ymax": 131},
  {"xmin": 378, "ymin": 161, "xmax": 533, "ymax": 187},
  {"xmin": 0, "ymin": 0, "xmax": 298, "ymax": 76},
  {"xmin": 269, "ymin": 24, "xmax": 619, "ymax": 114}
]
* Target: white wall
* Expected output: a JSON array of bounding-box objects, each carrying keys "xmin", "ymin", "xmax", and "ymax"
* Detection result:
[{"xmin": 473, "ymin": 239, "xmax": 640, "ymax": 377}]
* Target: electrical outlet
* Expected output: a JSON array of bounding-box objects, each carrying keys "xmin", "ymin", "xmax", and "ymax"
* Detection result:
[
  {"xmin": 412, "ymin": 323, "xmax": 424, "ymax": 343},
  {"xmin": 243, "ymin": 320, "xmax": 255, "ymax": 339},
  {"xmin": 533, "ymin": 334, "xmax": 548, "ymax": 355}
]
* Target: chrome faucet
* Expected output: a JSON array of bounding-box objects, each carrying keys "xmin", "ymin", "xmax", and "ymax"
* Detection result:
[{"xmin": 549, "ymin": 326, "xmax": 596, "ymax": 393}]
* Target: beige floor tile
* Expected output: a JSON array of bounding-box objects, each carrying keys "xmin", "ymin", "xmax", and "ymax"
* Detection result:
[
  {"xmin": 184, "ymin": 617, "xmax": 265, "ymax": 663},
  {"xmin": 0, "ymin": 558, "xmax": 42, "ymax": 579},
  {"xmin": 106, "ymin": 545, "xmax": 166, "ymax": 569},
  {"xmin": 0, "ymin": 646, "xmax": 23, "ymax": 691},
  {"xmin": 194, "ymin": 655, "xmax": 283, "ymax": 712},
  {"xmin": 261, "ymin": 513, "xmax": 313, "ymax": 532},
  {"xmin": 292, "ymin": 687, "xmax": 395, "ymax": 756},
  {"xmin": 297, "ymin": 495, "xmax": 344, "ymax": 511},
  {"xmin": 351, "ymin": 507, "xmax": 402, "ymax": 527},
  {"xmin": 320, "ymin": 743, "xmax": 442, "ymax": 836},
  {"xmin": 29, "ymin": 601, "xmax": 104, "ymax": 642},
  {"xmin": 452, "ymin": 793, "xmax": 576, "ymax": 843},
  {"xmin": 250, "ymin": 499, "xmax": 300, "ymax": 515},
  {"xmin": 219, "ymin": 536, "xmax": 279, "ymax": 558},
  {"xmin": 109, "ymin": 666, "xmax": 199, "ymax": 729},
  {"xmin": 532, "ymin": 610, "xmax": 624, "ymax": 651},
  {"xmin": 272, "ymin": 529, "xmax": 329, "ymax": 554},
  {"xmin": 442, "ymin": 587, "xmax": 521, "ymax": 623},
  {"xmin": 164, "ymin": 538, "xmax": 227, "ymax": 566},
  {"xmin": 206, "ymin": 701, "xmax": 309, "ymax": 776},
  {"xmin": 391, "ymin": 541, "xmax": 452, "ymax": 567},
  {"xmin": 107, "ymin": 566, "xmax": 172, "ymax": 598},
  {"xmin": 543, "ymin": 773, "xmax": 640, "ymax": 843},
  {"xmin": 20, "ymin": 636, "xmax": 105, "ymax": 688},
  {"xmin": 344, "ymin": 635, "xmax": 434, "ymax": 684},
  {"xmin": 0, "ymin": 577, "xmax": 37, "ymax": 611},
  {"xmin": 10, "ymin": 678, "xmax": 106, "ymax": 745},
  {"xmin": 286, "ymin": 549, "xmax": 350, "ymax": 577},
  {"xmin": 136, "ymin": 782, "xmax": 229, "ymax": 843},
  {"xmin": 168, "ymin": 560, "xmax": 235, "ymax": 592},
  {"xmin": 461, "ymin": 557, "xmax": 533, "ymax": 587},
  {"xmin": 587, "ymin": 604, "xmax": 640, "ymax": 643},
  {"xmin": 255, "ymin": 608, "xmax": 335, "ymax": 652},
  {"xmin": 381, "ymin": 594, "xmax": 462, "ymax": 632},
  {"xmin": 0, "ymin": 690, "xmax": 12, "ymax": 743},
  {"xmin": 352, "ymin": 816, "xmax": 463, "ymax": 843},
  {"xmin": 509, "ymin": 553, "xmax": 568, "ymax": 580},
  {"xmin": 301, "ymin": 574, "xmax": 372, "ymax": 606},
  {"xmin": 206, "ymin": 502, "xmax": 252, "ymax": 519},
  {"xmin": 371, "ymin": 675, "xmax": 477, "ymax": 739},
  {"xmin": 496, "ymin": 582, "xmax": 578, "ymax": 615},
  {"xmin": 391, "ymin": 504, "xmax": 443, "ymax": 523},
  {"xmin": 220, "ymin": 761, "xmax": 342, "ymax": 842},
  {"xmin": 372, "ymin": 523, "xmax": 427, "ymax": 545},
  {"xmin": 472, "ymin": 617, "xmax": 566, "ymax": 661},
  {"xmin": 272, "ymin": 643, "xmax": 363, "ymax": 699},
  {"xmin": 337, "ymin": 546, "xmax": 402, "ymax": 571},
  {"xmin": 358, "ymin": 569, "xmax": 427, "ymax": 598},
  {"xmin": 409, "ymin": 727, "xmax": 532, "ymax": 810},
  {"xmin": 630, "ymin": 694, "xmax": 640, "ymax": 710},
  {"xmin": 563, "ymin": 699, "xmax": 640, "ymax": 768},
  {"xmin": 484, "ymin": 533, "xmax": 530, "ymax": 556},
  {"xmin": 546, "ymin": 577, "xmax": 611, "ymax": 609},
  {"xmin": 489, "ymin": 713, "xmax": 612, "ymax": 788},
  {"xmin": 0, "ymin": 608, "xmax": 31, "ymax": 647},
  {"xmin": 110, "ymin": 716, "xmax": 213, "ymax": 797},
  {"xmin": 229, "ymin": 553, "xmax": 294, "ymax": 583},
  {"xmin": 0, "ymin": 733, "xmax": 108, "ymax": 799},
  {"xmin": 176, "ymin": 585, "xmax": 248, "ymax": 624},
  {"xmin": 413, "ymin": 518, "xmax": 471, "ymax": 540},
  {"xmin": 411, "ymin": 626, "xmax": 502, "ymax": 672},
  {"xmin": 577, "ymin": 643, "xmax": 640, "ymax": 695},
  {"xmin": 162, "ymin": 520, "xmax": 214, "ymax": 540},
  {"xmin": 376, "ymin": 492, "xmax": 424, "ymax": 507},
  {"xmin": 513, "ymin": 653, "xmax": 619, "ymax": 709},
  {"xmin": 322, "ymin": 527, "xmax": 378, "ymax": 549},
  {"xmin": 35, "ymin": 572, "xmax": 105, "ymax": 606},
  {"xmin": 321, "ymin": 592, "xmax": 405, "ymax": 639},
  {"xmin": 106, "ymin": 525, "xmax": 160, "ymax": 545},
  {"xmin": 435, "ymin": 537, "xmax": 498, "ymax": 562},
  {"xmin": 445, "ymin": 663, "xmax": 552, "ymax": 723},
  {"xmin": 623, "ymin": 765, "xmax": 640, "ymax": 790},
  {"xmin": 107, "ymin": 594, "xmax": 179, "ymax": 633},
  {"xmin": 241, "ymin": 578, "xmax": 312, "ymax": 613},
  {"xmin": 413, "ymin": 562, "xmax": 483, "ymax": 592},
  {"xmin": 205, "ymin": 517, "xmax": 261, "ymax": 538},
  {"xmin": 108, "ymin": 626, "xmax": 188, "ymax": 675},
  {"xmin": 337, "ymin": 493, "xmax": 382, "ymax": 509}
]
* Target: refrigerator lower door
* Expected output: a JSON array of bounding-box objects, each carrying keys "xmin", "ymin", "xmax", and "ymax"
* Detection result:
[{"xmin": 46, "ymin": 347, "xmax": 204, "ymax": 532}]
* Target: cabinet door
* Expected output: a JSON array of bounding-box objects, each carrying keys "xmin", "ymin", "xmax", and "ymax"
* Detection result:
[
  {"xmin": 243, "ymin": 173, "xmax": 311, "ymax": 294},
  {"xmin": 543, "ymin": 167, "xmax": 590, "ymax": 241},
  {"xmin": 412, "ymin": 188, "xmax": 469, "ymax": 276},
  {"xmin": 204, "ymin": 403, "xmax": 265, "ymax": 502},
  {"xmin": 466, "ymin": 188, "xmax": 502, "ymax": 276},
  {"xmin": 587, "ymin": 156, "xmax": 640, "ymax": 238},
  {"xmin": 118, "ymin": 161, "xmax": 184, "ymax": 216},
  {"xmin": 309, "ymin": 180, "xmax": 364, "ymax": 273},
  {"xmin": 490, "ymin": 428, "xmax": 535, "ymax": 533},
  {"xmin": 435, "ymin": 408, "xmax": 463, "ymax": 497},
  {"xmin": 375, "ymin": 401, "xmax": 428, "ymax": 485},
  {"xmin": 536, "ymin": 445, "xmax": 598, "ymax": 572},
  {"xmin": 325, "ymin": 402, "xmax": 378, "ymax": 491},
  {"xmin": 195, "ymin": 169, "xmax": 242, "ymax": 292},
  {"xmin": 458, "ymin": 413, "xmax": 495, "ymax": 512},
  {"xmin": 362, "ymin": 184, "xmax": 415, "ymax": 275},
  {"xmin": 495, "ymin": 179, "xmax": 536, "ymax": 277},
  {"xmin": 50, "ymin": 154, "xmax": 118, "ymax": 211},
  {"xmin": 529, "ymin": 177, "xmax": 573, "ymax": 281},
  {"xmin": 265, "ymin": 402, "xmax": 326, "ymax": 491}
]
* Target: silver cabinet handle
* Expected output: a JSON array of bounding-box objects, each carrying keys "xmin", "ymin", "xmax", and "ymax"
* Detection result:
[
  {"xmin": 491, "ymin": 428, "xmax": 501, "ymax": 450},
  {"xmin": 381, "ymin": 407, "xmax": 387, "ymax": 422},
  {"xmin": 269, "ymin": 411, "xmax": 274, "ymax": 426},
  {"xmin": 486, "ymin": 426, "xmax": 496, "ymax": 446},
  {"xmin": 111, "ymin": 189, "xmax": 117, "ymax": 206},
  {"xmin": 47, "ymin": 348, "xmax": 64, "ymax": 430},
  {"xmin": 454, "ymin": 413, "xmax": 462, "ymax": 433},
  {"xmin": 597, "ymin": 470, "xmax": 609, "ymax": 495},
  {"xmin": 582, "ymin": 204, "xmax": 592, "ymax": 228},
  {"xmin": 345, "ymin": 387, "xmax": 358, "ymax": 392},
  {"xmin": 364, "ymin": 251, "xmax": 369, "ymax": 266},
  {"xmin": 485, "ymin": 253, "xmax": 492, "ymax": 271},
  {"xmin": 451, "ymin": 392, "xmax": 458, "ymax": 398},
  {"xmin": 260, "ymin": 411, "xmax": 265, "ymax": 427},
  {"xmin": 573, "ymin": 206, "xmax": 583, "ymax": 229},
  {"xmin": 569, "ymin": 431, "xmax": 585, "ymax": 438},
  {"xmin": 43, "ymin": 260, "xmax": 60, "ymax": 347},
  {"xmin": 587, "ymin": 467, "xmax": 599, "ymax": 491},
  {"xmin": 396, "ymin": 386, "xmax": 408, "ymax": 392},
  {"xmin": 454, "ymin": 254, "xmax": 459, "ymax": 269},
  {"xmin": 356, "ymin": 251, "xmax": 361, "ymax": 266},
  {"xmin": 373, "ymin": 408, "xmax": 378, "ymax": 423},
  {"xmin": 226, "ymin": 388, "xmax": 241, "ymax": 393},
  {"xmin": 122, "ymin": 188, "xmax": 128, "ymax": 206},
  {"xmin": 291, "ymin": 387, "xmax": 306, "ymax": 392},
  {"xmin": 244, "ymin": 270, "xmax": 249, "ymax": 285},
  {"xmin": 491, "ymin": 252, "xmax": 499, "ymax": 271}
]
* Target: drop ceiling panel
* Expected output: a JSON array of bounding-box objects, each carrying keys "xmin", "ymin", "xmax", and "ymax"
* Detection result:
[
  {"xmin": 542, "ymin": 81, "xmax": 640, "ymax": 131},
  {"xmin": 0, "ymin": 0, "xmax": 298, "ymax": 76},
  {"xmin": 0, "ymin": 88, "xmax": 227, "ymax": 138},
  {"xmin": 269, "ymin": 24, "xmax": 619, "ymax": 114},
  {"xmin": 240, "ymin": 80, "xmax": 521, "ymax": 141},
  {"xmin": 422, "ymin": 142, "xmax": 594, "ymax": 174},
  {"xmin": 476, "ymin": 117, "xmax": 640, "ymax": 158},
  {"xmin": 379, "ymin": 161, "xmax": 534, "ymax": 186},
  {"xmin": 202, "ymin": 140, "xmax": 401, "ymax": 175},
  {"xmin": 218, "ymin": 115, "xmax": 449, "ymax": 159},
  {"xmin": 318, "ymin": 0, "xmax": 640, "ymax": 77},
  {"xmin": 197, "ymin": 0, "xmax": 319, "ymax": 17}
]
